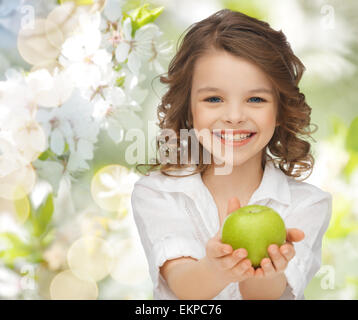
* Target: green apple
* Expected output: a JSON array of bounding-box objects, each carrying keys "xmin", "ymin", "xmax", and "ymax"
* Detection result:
[{"xmin": 221, "ymin": 205, "xmax": 286, "ymax": 268}]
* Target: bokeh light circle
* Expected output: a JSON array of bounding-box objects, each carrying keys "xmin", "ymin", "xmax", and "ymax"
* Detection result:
[
  {"xmin": 17, "ymin": 18, "xmax": 62, "ymax": 66},
  {"xmin": 67, "ymin": 236, "xmax": 114, "ymax": 282},
  {"xmin": 50, "ymin": 269, "xmax": 98, "ymax": 300},
  {"xmin": 91, "ymin": 165, "xmax": 136, "ymax": 212},
  {"xmin": 0, "ymin": 164, "xmax": 36, "ymax": 200},
  {"xmin": 47, "ymin": 2, "xmax": 85, "ymax": 43},
  {"xmin": 89, "ymin": 0, "xmax": 107, "ymax": 13}
]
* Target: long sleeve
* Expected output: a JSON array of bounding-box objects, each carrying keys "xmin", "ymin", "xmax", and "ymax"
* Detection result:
[
  {"xmin": 130, "ymin": 182, "xmax": 204, "ymax": 297},
  {"xmin": 281, "ymin": 191, "xmax": 333, "ymax": 299}
]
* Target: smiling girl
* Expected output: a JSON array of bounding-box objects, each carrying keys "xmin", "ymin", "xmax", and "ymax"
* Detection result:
[{"xmin": 131, "ymin": 9, "xmax": 332, "ymax": 300}]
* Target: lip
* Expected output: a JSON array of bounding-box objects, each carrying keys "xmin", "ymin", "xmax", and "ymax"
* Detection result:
[
  {"xmin": 212, "ymin": 132, "xmax": 257, "ymax": 147},
  {"xmin": 212, "ymin": 129, "xmax": 256, "ymax": 135}
]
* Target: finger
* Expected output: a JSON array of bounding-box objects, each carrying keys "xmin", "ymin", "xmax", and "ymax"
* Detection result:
[
  {"xmin": 216, "ymin": 197, "xmax": 241, "ymax": 239},
  {"xmin": 261, "ymin": 258, "xmax": 276, "ymax": 278},
  {"xmin": 279, "ymin": 243, "xmax": 296, "ymax": 262},
  {"xmin": 286, "ymin": 228, "xmax": 305, "ymax": 242},
  {"xmin": 242, "ymin": 266, "xmax": 255, "ymax": 280},
  {"xmin": 211, "ymin": 241, "xmax": 233, "ymax": 258},
  {"xmin": 206, "ymin": 237, "xmax": 232, "ymax": 258},
  {"xmin": 220, "ymin": 249, "xmax": 248, "ymax": 269},
  {"xmin": 268, "ymin": 244, "xmax": 287, "ymax": 272},
  {"xmin": 219, "ymin": 196, "xmax": 241, "ymax": 226},
  {"xmin": 232, "ymin": 258, "xmax": 252, "ymax": 276},
  {"xmin": 254, "ymin": 267, "xmax": 264, "ymax": 278},
  {"xmin": 227, "ymin": 197, "xmax": 241, "ymax": 215}
]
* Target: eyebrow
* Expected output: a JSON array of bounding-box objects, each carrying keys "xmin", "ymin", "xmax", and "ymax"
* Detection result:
[{"xmin": 196, "ymin": 87, "xmax": 274, "ymax": 95}]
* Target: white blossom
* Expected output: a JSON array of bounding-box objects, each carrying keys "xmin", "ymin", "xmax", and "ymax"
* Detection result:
[
  {"xmin": 115, "ymin": 17, "xmax": 162, "ymax": 75},
  {"xmin": 147, "ymin": 40, "xmax": 174, "ymax": 74},
  {"xmin": 90, "ymin": 67, "xmax": 146, "ymax": 144},
  {"xmin": 36, "ymin": 90, "xmax": 100, "ymax": 173},
  {"xmin": 59, "ymin": 12, "xmax": 112, "ymax": 90}
]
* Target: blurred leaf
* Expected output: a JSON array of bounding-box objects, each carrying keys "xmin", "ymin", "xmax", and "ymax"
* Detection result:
[
  {"xmin": 325, "ymin": 195, "xmax": 358, "ymax": 239},
  {"xmin": 114, "ymin": 64, "xmax": 123, "ymax": 72},
  {"xmin": 346, "ymin": 276, "xmax": 358, "ymax": 286},
  {"xmin": 38, "ymin": 150, "xmax": 49, "ymax": 161},
  {"xmin": 125, "ymin": 3, "xmax": 164, "ymax": 37},
  {"xmin": 31, "ymin": 193, "xmax": 54, "ymax": 238},
  {"xmin": 0, "ymin": 233, "xmax": 32, "ymax": 268},
  {"xmin": 342, "ymin": 151, "xmax": 358, "ymax": 183},
  {"xmin": 345, "ymin": 116, "xmax": 358, "ymax": 152},
  {"xmin": 40, "ymin": 228, "xmax": 56, "ymax": 247},
  {"xmin": 38, "ymin": 148, "xmax": 57, "ymax": 161},
  {"xmin": 221, "ymin": 0, "xmax": 267, "ymax": 20},
  {"xmin": 121, "ymin": 0, "xmax": 143, "ymax": 12},
  {"xmin": 0, "ymin": 232, "xmax": 26, "ymax": 248},
  {"xmin": 330, "ymin": 114, "xmax": 348, "ymax": 138},
  {"xmin": 64, "ymin": 141, "xmax": 69, "ymax": 153},
  {"xmin": 115, "ymin": 75, "xmax": 125, "ymax": 87},
  {"xmin": 13, "ymin": 193, "xmax": 30, "ymax": 224}
]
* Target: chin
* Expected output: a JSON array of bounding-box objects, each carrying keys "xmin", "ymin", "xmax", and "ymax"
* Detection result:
[{"xmin": 210, "ymin": 153, "xmax": 251, "ymax": 174}]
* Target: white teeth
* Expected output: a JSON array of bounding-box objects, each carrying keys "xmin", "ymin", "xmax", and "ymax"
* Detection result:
[{"xmin": 217, "ymin": 133, "xmax": 252, "ymax": 141}]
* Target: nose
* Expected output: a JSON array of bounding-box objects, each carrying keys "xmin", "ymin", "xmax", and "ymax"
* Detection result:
[{"xmin": 222, "ymin": 102, "xmax": 247, "ymax": 125}]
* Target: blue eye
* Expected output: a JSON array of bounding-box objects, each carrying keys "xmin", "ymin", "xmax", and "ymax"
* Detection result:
[
  {"xmin": 248, "ymin": 97, "xmax": 266, "ymax": 103},
  {"xmin": 205, "ymin": 96, "xmax": 222, "ymax": 103}
]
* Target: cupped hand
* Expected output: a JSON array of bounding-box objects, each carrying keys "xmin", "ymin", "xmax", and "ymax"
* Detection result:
[
  {"xmin": 253, "ymin": 228, "xmax": 305, "ymax": 279},
  {"xmin": 204, "ymin": 197, "xmax": 255, "ymax": 284}
]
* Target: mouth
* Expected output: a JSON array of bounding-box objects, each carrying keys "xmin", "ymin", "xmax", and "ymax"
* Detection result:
[
  {"xmin": 212, "ymin": 130, "xmax": 257, "ymax": 142},
  {"xmin": 213, "ymin": 130, "xmax": 256, "ymax": 146}
]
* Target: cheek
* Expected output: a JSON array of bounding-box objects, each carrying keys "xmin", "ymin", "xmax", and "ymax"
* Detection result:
[
  {"xmin": 192, "ymin": 105, "xmax": 217, "ymax": 129},
  {"xmin": 257, "ymin": 111, "xmax": 276, "ymax": 132}
]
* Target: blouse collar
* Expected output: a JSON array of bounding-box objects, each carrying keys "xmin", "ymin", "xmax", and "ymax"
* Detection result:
[{"xmin": 136, "ymin": 160, "xmax": 292, "ymax": 207}]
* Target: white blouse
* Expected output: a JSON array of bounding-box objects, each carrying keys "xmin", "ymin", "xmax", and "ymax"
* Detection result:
[{"xmin": 131, "ymin": 160, "xmax": 332, "ymax": 300}]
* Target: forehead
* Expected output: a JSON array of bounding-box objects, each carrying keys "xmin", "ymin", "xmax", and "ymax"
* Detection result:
[{"xmin": 191, "ymin": 50, "xmax": 273, "ymax": 93}]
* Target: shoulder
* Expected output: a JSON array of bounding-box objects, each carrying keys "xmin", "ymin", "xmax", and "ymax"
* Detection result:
[
  {"xmin": 131, "ymin": 170, "xmax": 172, "ymax": 203},
  {"xmin": 133, "ymin": 166, "xmax": 198, "ymax": 194},
  {"xmin": 284, "ymin": 177, "xmax": 332, "ymax": 232},
  {"xmin": 134, "ymin": 169, "xmax": 164, "ymax": 188},
  {"xmin": 286, "ymin": 176, "xmax": 332, "ymax": 208},
  {"xmin": 130, "ymin": 170, "xmax": 200, "ymax": 243},
  {"xmin": 131, "ymin": 167, "xmax": 197, "ymax": 210}
]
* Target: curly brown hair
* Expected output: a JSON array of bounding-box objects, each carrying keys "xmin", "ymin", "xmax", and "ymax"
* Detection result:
[{"xmin": 135, "ymin": 9, "xmax": 318, "ymax": 180}]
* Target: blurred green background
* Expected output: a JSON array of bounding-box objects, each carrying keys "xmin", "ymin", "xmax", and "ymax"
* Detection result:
[{"xmin": 0, "ymin": 0, "xmax": 358, "ymax": 299}]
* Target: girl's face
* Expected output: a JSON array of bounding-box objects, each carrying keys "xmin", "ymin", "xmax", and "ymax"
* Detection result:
[{"xmin": 190, "ymin": 49, "xmax": 278, "ymax": 168}]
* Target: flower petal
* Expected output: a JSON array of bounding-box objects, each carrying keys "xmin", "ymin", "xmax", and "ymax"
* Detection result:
[
  {"xmin": 115, "ymin": 42, "xmax": 130, "ymax": 63},
  {"xmin": 77, "ymin": 139, "xmax": 93, "ymax": 159},
  {"xmin": 50, "ymin": 128, "xmax": 65, "ymax": 155},
  {"xmin": 127, "ymin": 51, "xmax": 141, "ymax": 75},
  {"xmin": 122, "ymin": 17, "xmax": 132, "ymax": 40},
  {"xmin": 135, "ymin": 23, "xmax": 160, "ymax": 41}
]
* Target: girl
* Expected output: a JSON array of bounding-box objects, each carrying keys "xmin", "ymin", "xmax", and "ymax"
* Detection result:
[{"xmin": 131, "ymin": 9, "xmax": 332, "ymax": 300}]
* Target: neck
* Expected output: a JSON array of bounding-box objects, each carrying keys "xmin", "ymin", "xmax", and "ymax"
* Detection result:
[{"xmin": 201, "ymin": 153, "xmax": 265, "ymax": 205}]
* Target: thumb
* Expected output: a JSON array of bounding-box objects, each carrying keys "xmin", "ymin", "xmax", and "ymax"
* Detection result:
[
  {"xmin": 227, "ymin": 197, "xmax": 241, "ymax": 216},
  {"xmin": 216, "ymin": 197, "xmax": 241, "ymax": 239},
  {"xmin": 286, "ymin": 228, "xmax": 305, "ymax": 243}
]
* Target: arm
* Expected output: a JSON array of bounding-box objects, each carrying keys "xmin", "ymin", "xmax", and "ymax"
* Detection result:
[
  {"xmin": 160, "ymin": 256, "xmax": 232, "ymax": 300},
  {"xmin": 132, "ymin": 188, "xmax": 253, "ymax": 300},
  {"xmin": 160, "ymin": 197, "xmax": 257, "ymax": 300}
]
